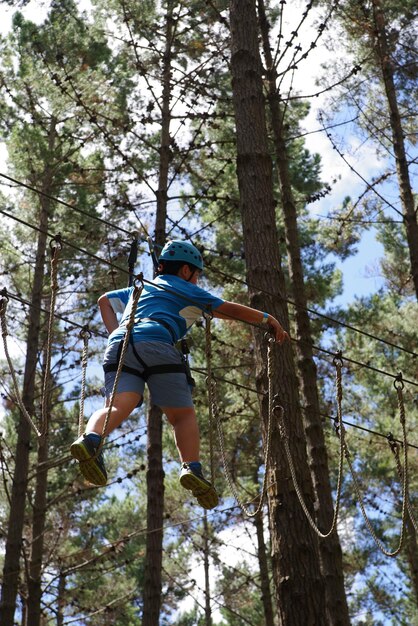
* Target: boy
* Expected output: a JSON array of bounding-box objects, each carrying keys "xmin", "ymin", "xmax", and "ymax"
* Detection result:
[{"xmin": 70, "ymin": 240, "xmax": 288, "ymax": 509}]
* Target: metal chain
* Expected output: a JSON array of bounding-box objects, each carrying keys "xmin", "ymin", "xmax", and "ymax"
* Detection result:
[
  {"xmin": 40, "ymin": 235, "xmax": 62, "ymax": 437},
  {"xmin": 277, "ymin": 354, "xmax": 346, "ymax": 538},
  {"xmin": 342, "ymin": 374, "xmax": 409, "ymax": 557},
  {"xmin": 78, "ymin": 326, "xmax": 92, "ymax": 438},
  {"xmin": 205, "ymin": 315, "xmax": 275, "ymax": 518},
  {"xmin": 0, "ymin": 292, "xmax": 41, "ymax": 437}
]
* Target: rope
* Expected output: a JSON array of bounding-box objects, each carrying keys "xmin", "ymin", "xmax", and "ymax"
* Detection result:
[
  {"xmin": 276, "ymin": 353, "xmax": 346, "ymax": 538},
  {"xmin": 40, "ymin": 235, "xmax": 62, "ymax": 437},
  {"xmin": 78, "ymin": 326, "xmax": 92, "ymax": 438},
  {"xmin": 341, "ymin": 373, "xmax": 409, "ymax": 557},
  {"xmin": 204, "ymin": 313, "xmax": 216, "ymax": 486},
  {"xmin": 0, "ymin": 291, "xmax": 42, "ymax": 437},
  {"xmin": 92, "ymin": 276, "xmax": 144, "ymax": 458},
  {"xmin": 205, "ymin": 316, "xmax": 275, "ymax": 518},
  {"xmin": 388, "ymin": 437, "xmax": 418, "ymax": 534}
]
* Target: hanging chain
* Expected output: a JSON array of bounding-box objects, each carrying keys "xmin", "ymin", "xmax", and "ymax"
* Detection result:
[
  {"xmin": 277, "ymin": 353, "xmax": 346, "ymax": 538},
  {"xmin": 78, "ymin": 326, "xmax": 92, "ymax": 438},
  {"xmin": 205, "ymin": 314, "xmax": 275, "ymax": 518},
  {"xmin": 342, "ymin": 373, "xmax": 409, "ymax": 557},
  {"xmin": 40, "ymin": 235, "xmax": 62, "ymax": 437},
  {"xmin": 0, "ymin": 291, "xmax": 42, "ymax": 437}
]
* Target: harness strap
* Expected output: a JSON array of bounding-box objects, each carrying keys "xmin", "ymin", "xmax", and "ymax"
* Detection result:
[
  {"xmin": 105, "ymin": 317, "xmax": 195, "ymax": 386},
  {"xmin": 103, "ymin": 361, "xmax": 188, "ymax": 381},
  {"xmin": 104, "ymin": 336, "xmax": 193, "ymax": 384}
]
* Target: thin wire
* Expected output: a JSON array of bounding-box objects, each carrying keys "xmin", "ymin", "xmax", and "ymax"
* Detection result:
[
  {"xmin": 3, "ymin": 288, "xmax": 416, "ymax": 451},
  {"xmin": 0, "ymin": 172, "xmax": 141, "ymax": 240},
  {"xmin": 0, "ymin": 209, "xmax": 418, "ymax": 386}
]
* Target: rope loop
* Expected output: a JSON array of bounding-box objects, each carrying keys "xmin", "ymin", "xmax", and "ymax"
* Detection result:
[
  {"xmin": 386, "ymin": 431, "xmax": 398, "ymax": 454},
  {"xmin": 0, "ymin": 287, "xmax": 9, "ymax": 304},
  {"xmin": 263, "ymin": 328, "xmax": 276, "ymax": 345},
  {"xmin": 133, "ymin": 272, "xmax": 144, "ymax": 288},
  {"xmin": 273, "ymin": 402, "xmax": 286, "ymax": 440},
  {"xmin": 0, "ymin": 295, "xmax": 41, "ymax": 436},
  {"xmin": 394, "ymin": 372, "xmax": 404, "ymax": 390},
  {"xmin": 343, "ymin": 378, "xmax": 410, "ymax": 556},
  {"xmin": 204, "ymin": 312, "xmax": 275, "ymax": 517},
  {"xmin": 277, "ymin": 351, "xmax": 347, "ymax": 538},
  {"xmin": 332, "ymin": 350, "xmax": 343, "ymax": 368},
  {"xmin": 79, "ymin": 325, "xmax": 92, "ymax": 341},
  {"xmin": 49, "ymin": 233, "xmax": 63, "ymax": 254},
  {"xmin": 203, "ymin": 307, "xmax": 213, "ymax": 321}
]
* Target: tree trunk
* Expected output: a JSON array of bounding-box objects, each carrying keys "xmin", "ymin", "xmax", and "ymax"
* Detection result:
[
  {"xmin": 142, "ymin": 409, "xmax": 165, "ymax": 626},
  {"xmin": 0, "ymin": 200, "xmax": 49, "ymax": 625},
  {"xmin": 254, "ymin": 509, "xmax": 275, "ymax": 626},
  {"xmin": 257, "ymin": 3, "xmax": 350, "ymax": 624},
  {"xmin": 25, "ymin": 434, "xmax": 49, "ymax": 626},
  {"xmin": 203, "ymin": 512, "xmax": 213, "ymax": 626},
  {"xmin": 57, "ymin": 572, "xmax": 66, "ymax": 626},
  {"xmin": 229, "ymin": 1, "xmax": 326, "ymax": 623},
  {"xmin": 142, "ymin": 4, "xmax": 174, "ymax": 624},
  {"xmin": 405, "ymin": 514, "xmax": 418, "ymax": 606},
  {"xmin": 372, "ymin": 0, "xmax": 418, "ymax": 300}
]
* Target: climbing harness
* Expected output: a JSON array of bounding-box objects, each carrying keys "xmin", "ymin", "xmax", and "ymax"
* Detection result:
[
  {"xmin": 103, "ymin": 318, "xmax": 193, "ymax": 385},
  {"xmin": 205, "ymin": 314, "xmax": 276, "ymax": 518},
  {"xmin": 0, "ymin": 290, "xmax": 42, "ymax": 437}
]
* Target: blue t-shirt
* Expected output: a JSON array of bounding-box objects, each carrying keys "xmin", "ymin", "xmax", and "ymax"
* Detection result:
[{"xmin": 106, "ymin": 275, "xmax": 224, "ymax": 346}]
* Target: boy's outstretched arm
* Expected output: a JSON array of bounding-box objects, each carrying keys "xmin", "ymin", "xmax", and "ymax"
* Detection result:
[
  {"xmin": 98, "ymin": 295, "xmax": 119, "ymax": 334},
  {"xmin": 212, "ymin": 301, "xmax": 289, "ymax": 344}
]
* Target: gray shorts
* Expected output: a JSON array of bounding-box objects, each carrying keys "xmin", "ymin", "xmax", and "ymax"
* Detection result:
[{"xmin": 103, "ymin": 340, "xmax": 193, "ymax": 408}]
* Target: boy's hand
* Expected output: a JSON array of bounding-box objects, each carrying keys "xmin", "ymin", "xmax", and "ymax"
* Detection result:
[{"xmin": 268, "ymin": 317, "xmax": 289, "ymax": 344}]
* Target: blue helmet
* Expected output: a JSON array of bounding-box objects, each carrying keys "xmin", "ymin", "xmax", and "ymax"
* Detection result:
[{"xmin": 158, "ymin": 240, "xmax": 204, "ymax": 271}]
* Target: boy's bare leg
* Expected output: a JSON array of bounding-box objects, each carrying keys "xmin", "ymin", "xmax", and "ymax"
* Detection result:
[
  {"xmin": 86, "ymin": 391, "xmax": 142, "ymax": 437},
  {"xmin": 71, "ymin": 391, "xmax": 142, "ymax": 486},
  {"xmin": 163, "ymin": 406, "xmax": 218, "ymax": 509},
  {"xmin": 163, "ymin": 406, "xmax": 200, "ymax": 462}
]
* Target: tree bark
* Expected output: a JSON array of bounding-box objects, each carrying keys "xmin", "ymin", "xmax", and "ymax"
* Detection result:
[
  {"xmin": 372, "ymin": 0, "xmax": 418, "ymax": 301},
  {"xmin": 57, "ymin": 571, "xmax": 66, "ymax": 626},
  {"xmin": 254, "ymin": 509, "xmax": 275, "ymax": 626},
  {"xmin": 405, "ymin": 514, "xmax": 418, "ymax": 606},
  {"xmin": 257, "ymin": 3, "xmax": 350, "ymax": 624},
  {"xmin": 25, "ymin": 434, "xmax": 49, "ymax": 626},
  {"xmin": 142, "ymin": 4, "xmax": 174, "ymax": 624},
  {"xmin": 229, "ymin": 1, "xmax": 326, "ymax": 623},
  {"xmin": 203, "ymin": 511, "xmax": 213, "ymax": 626},
  {"xmin": 142, "ymin": 409, "xmax": 165, "ymax": 626}
]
